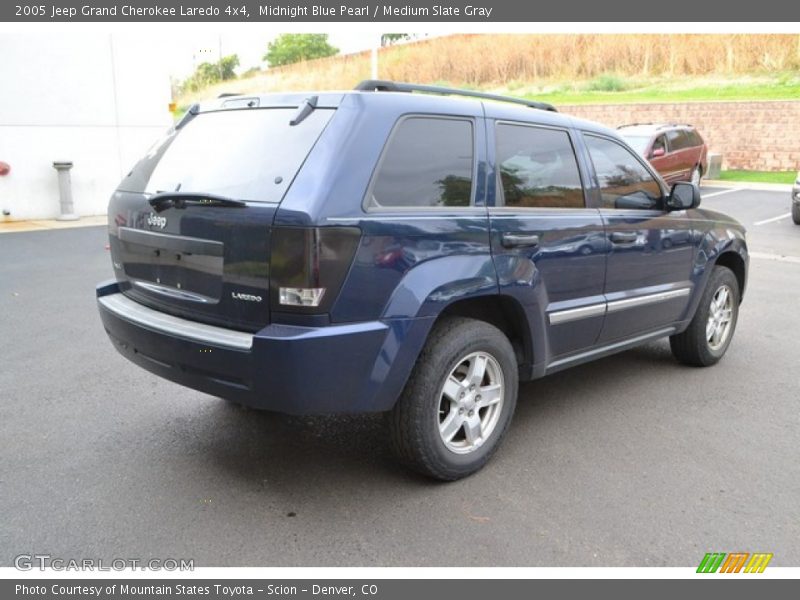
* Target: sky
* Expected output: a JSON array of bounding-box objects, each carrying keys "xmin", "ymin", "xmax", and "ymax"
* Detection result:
[{"xmin": 164, "ymin": 31, "xmax": 391, "ymax": 79}]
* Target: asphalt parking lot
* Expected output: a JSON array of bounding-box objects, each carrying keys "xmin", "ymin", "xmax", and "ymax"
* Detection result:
[{"xmin": 1, "ymin": 186, "xmax": 798, "ymax": 567}]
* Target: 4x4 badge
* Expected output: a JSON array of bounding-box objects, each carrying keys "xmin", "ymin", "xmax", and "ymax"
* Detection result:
[{"xmin": 147, "ymin": 213, "xmax": 167, "ymax": 229}]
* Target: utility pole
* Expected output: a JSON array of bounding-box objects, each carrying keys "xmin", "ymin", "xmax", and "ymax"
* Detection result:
[
  {"xmin": 218, "ymin": 34, "xmax": 223, "ymax": 80},
  {"xmin": 371, "ymin": 35, "xmax": 380, "ymax": 79}
]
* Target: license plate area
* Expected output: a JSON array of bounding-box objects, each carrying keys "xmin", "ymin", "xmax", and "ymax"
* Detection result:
[{"xmin": 119, "ymin": 227, "xmax": 224, "ymax": 301}]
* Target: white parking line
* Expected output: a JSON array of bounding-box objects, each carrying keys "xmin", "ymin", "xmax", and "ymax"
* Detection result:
[
  {"xmin": 750, "ymin": 251, "xmax": 800, "ymax": 264},
  {"xmin": 754, "ymin": 212, "xmax": 792, "ymax": 226},
  {"xmin": 702, "ymin": 188, "xmax": 742, "ymax": 199}
]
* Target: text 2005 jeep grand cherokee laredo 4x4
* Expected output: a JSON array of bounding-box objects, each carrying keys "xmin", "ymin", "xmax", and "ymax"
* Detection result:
[{"xmin": 97, "ymin": 81, "xmax": 748, "ymax": 480}]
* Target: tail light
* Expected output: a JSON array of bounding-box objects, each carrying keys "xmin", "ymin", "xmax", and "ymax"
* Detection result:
[{"xmin": 269, "ymin": 227, "xmax": 360, "ymax": 316}]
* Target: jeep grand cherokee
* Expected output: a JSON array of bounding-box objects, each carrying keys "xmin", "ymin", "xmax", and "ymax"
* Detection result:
[{"xmin": 97, "ymin": 81, "xmax": 748, "ymax": 480}]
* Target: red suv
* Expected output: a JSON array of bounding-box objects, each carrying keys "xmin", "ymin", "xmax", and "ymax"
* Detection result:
[{"xmin": 618, "ymin": 123, "xmax": 708, "ymax": 186}]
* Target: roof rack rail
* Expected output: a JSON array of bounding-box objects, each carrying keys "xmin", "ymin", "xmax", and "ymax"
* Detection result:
[
  {"xmin": 618, "ymin": 122, "xmax": 695, "ymax": 130},
  {"xmin": 217, "ymin": 93, "xmax": 242, "ymax": 98},
  {"xmin": 354, "ymin": 80, "xmax": 557, "ymax": 112}
]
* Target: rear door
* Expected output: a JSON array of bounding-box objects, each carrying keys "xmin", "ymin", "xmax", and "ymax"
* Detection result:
[
  {"xmin": 489, "ymin": 121, "xmax": 607, "ymax": 358},
  {"xmin": 666, "ymin": 129, "xmax": 693, "ymax": 181},
  {"xmin": 108, "ymin": 102, "xmax": 336, "ymax": 332},
  {"xmin": 685, "ymin": 129, "xmax": 706, "ymax": 173},
  {"xmin": 582, "ymin": 133, "xmax": 695, "ymax": 343}
]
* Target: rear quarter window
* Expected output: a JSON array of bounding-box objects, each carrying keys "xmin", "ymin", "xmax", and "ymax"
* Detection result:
[
  {"xmin": 687, "ymin": 129, "xmax": 704, "ymax": 146},
  {"xmin": 367, "ymin": 116, "xmax": 474, "ymax": 209}
]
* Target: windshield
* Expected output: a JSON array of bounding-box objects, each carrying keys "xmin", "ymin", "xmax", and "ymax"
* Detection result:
[
  {"xmin": 125, "ymin": 107, "xmax": 334, "ymax": 203},
  {"xmin": 620, "ymin": 135, "xmax": 651, "ymax": 156}
]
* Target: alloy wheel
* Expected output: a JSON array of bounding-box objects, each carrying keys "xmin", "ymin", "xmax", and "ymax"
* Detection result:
[
  {"xmin": 437, "ymin": 351, "xmax": 505, "ymax": 455},
  {"xmin": 706, "ymin": 284, "xmax": 734, "ymax": 351}
]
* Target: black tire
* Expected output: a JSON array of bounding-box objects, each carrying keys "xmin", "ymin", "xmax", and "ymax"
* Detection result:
[
  {"xmin": 388, "ymin": 316, "xmax": 518, "ymax": 481},
  {"xmin": 670, "ymin": 266, "xmax": 740, "ymax": 367},
  {"xmin": 792, "ymin": 202, "xmax": 800, "ymax": 225}
]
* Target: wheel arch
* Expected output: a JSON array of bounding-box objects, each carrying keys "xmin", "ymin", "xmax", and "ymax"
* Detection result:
[
  {"xmin": 435, "ymin": 295, "xmax": 535, "ymax": 381},
  {"xmin": 714, "ymin": 250, "xmax": 747, "ymax": 302}
]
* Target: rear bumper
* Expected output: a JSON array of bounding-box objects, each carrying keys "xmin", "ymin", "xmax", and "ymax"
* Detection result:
[{"xmin": 96, "ymin": 282, "xmax": 432, "ymax": 415}]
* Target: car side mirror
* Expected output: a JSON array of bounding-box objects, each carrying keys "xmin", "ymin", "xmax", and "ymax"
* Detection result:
[
  {"xmin": 666, "ymin": 181, "xmax": 701, "ymax": 211},
  {"xmin": 651, "ymin": 147, "xmax": 666, "ymax": 158}
]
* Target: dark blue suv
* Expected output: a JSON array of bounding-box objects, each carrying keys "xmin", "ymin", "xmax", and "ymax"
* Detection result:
[{"xmin": 97, "ymin": 81, "xmax": 748, "ymax": 480}]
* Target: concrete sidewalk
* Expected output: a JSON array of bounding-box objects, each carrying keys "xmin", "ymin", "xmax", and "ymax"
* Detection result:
[{"xmin": 0, "ymin": 215, "xmax": 106, "ymax": 234}]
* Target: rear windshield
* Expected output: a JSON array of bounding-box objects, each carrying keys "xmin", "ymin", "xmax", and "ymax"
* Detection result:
[{"xmin": 121, "ymin": 107, "xmax": 334, "ymax": 203}]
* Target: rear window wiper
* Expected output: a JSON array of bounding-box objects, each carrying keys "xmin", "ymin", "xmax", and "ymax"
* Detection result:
[{"xmin": 148, "ymin": 191, "xmax": 247, "ymax": 212}]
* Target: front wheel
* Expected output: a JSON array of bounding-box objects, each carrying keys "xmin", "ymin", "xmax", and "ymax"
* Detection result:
[
  {"xmin": 388, "ymin": 317, "xmax": 518, "ymax": 481},
  {"xmin": 670, "ymin": 266, "xmax": 740, "ymax": 367},
  {"xmin": 792, "ymin": 202, "xmax": 800, "ymax": 225}
]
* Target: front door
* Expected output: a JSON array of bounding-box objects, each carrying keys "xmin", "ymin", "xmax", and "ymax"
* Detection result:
[
  {"xmin": 582, "ymin": 133, "xmax": 695, "ymax": 343},
  {"xmin": 649, "ymin": 133, "xmax": 680, "ymax": 183}
]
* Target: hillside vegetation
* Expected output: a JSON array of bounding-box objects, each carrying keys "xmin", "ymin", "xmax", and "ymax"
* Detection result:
[{"xmin": 177, "ymin": 34, "xmax": 800, "ymax": 107}]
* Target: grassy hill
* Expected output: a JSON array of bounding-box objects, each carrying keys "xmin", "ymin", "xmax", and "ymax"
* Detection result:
[{"xmin": 176, "ymin": 34, "xmax": 800, "ymax": 109}]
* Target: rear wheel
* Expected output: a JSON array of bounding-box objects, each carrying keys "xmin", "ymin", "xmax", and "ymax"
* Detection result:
[
  {"xmin": 792, "ymin": 202, "xmax": 800, "ymax": 225},
  {"xmin": 388, "ymin": 317, "xmax": 518, "ymax": 481},
  {"xmin": 670, "ymin": 266, "xmax": 739, "ymax": 367}
]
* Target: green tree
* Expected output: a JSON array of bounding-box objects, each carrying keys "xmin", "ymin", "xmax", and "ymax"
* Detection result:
[
  {"xmin": 263, "ymin": 34, "xmax": 338, "ymax": 67},
  {"xmin": 180, "ymin": 54, "xmax": 240, "ymax": 93},
  {"xmin": 218, "ymin": 54, "xmax": 240, "ymax": 81},
  {"xmin": 381, "ymin": 33, "xmax": 411, "ymax": 47}
]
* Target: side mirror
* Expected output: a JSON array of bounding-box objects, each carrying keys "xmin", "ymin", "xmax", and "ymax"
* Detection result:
[
  {"xmin": 651, "ymin": 147, "xmax": 666, "ymax": 158},
  {"xmin": 666, "ymin": 182, "xmax": 701, "ymax": 211}
]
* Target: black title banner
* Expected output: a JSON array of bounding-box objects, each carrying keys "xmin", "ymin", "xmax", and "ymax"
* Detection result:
[
  {"xmin": 4, "ymin": 0, "xmax": 800, "ymax": 22},
  {"xmin": 4, "ymin": 579, "xmax": 798, "ymax": 600}
]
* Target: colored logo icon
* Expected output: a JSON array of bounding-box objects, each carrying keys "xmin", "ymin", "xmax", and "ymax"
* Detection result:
[{"xmin": 697, "ymin": 552, "xmax": 773, "ymax": 573}]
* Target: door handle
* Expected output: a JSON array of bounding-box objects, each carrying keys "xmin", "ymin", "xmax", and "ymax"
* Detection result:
[
  {"xmin": 610, "ymin": 232, "xmax": 638, "ymax": 244},
  {"xmin": 501, "ymin": 233, "xmax": 540, "ymax": 248}
]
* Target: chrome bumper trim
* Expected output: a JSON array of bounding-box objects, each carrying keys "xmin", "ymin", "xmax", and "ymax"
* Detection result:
[{"xmin": 98, "ymin": 292, "xmax": 253, "ymax": 351}]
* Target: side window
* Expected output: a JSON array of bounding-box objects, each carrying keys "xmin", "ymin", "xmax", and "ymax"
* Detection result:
[
  {"xmin": 652, "ymin": 134, "xmax": 667, "ymax": 155},
  {"xmin": 495, "ymin": 123, "xmax": 585, "ymax": 209},
  {"xmin": 687, "ymin": 130, "xmax": 702, "ymax": 147},
  {"xmin": 667, "ymin": 129, "xmax": 690, "ymax": 151},
  {"xmin": 584, "ymin": 134, "xmax": 663, "ymax": 210},
  {"xmin": 368, "ymin": 117, "xmax": 473, "ymax": 208}
]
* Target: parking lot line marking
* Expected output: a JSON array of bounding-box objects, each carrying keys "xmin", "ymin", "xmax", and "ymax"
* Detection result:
[
  {"xmin": 702, "ymin": 188, "xmax": 742, "ymax": 199},
  {"xmin": 750, "ymin": 251, "xmax": 800, "ymax": 264},
  {"xmin": 754, "ymin": 212, "xmax": 792, "ymax": 226}
]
